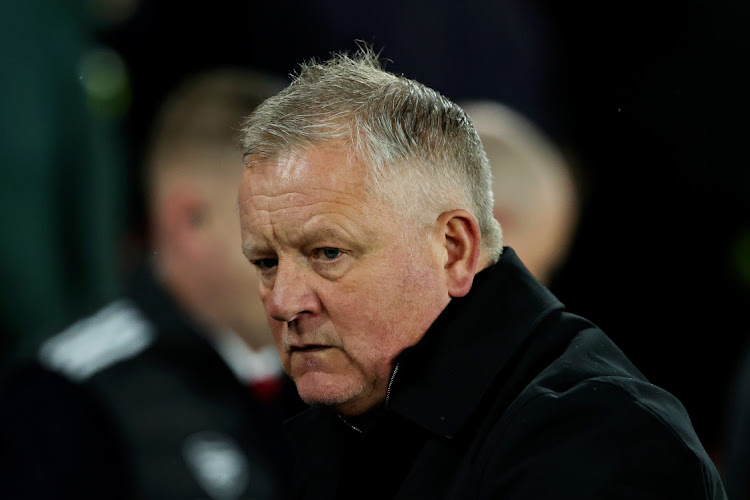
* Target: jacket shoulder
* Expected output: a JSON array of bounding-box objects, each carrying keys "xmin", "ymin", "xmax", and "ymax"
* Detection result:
[
  {"xmin": 475, "ymin": 327, "xmax": 726, "ymax": 498},
  {"xmin": 36, "ymin": 299, "xmax": 156, "ymax": 381}
]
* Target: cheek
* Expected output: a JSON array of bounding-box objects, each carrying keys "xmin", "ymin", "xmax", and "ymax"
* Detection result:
[
  {"xmin": 377, "ymin": 257, "xmax": 447, "ymax": 340},
  {"xmin": 329, "ymin": 260, "xmax": 441, "ymax": 363},
  {"xmin": 315, "ymin": 279, "xmax": 393, "ymax": 371}
]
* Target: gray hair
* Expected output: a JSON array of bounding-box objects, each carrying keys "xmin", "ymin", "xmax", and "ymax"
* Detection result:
[{"xmin": 240, "ymin": 46, "xmax": 503, "ymax": 260}]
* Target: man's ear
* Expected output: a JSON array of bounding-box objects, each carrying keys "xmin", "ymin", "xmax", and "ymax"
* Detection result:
[{"xmin": 435, "ymin": 209, "xmax": 482, "ymax": 298}]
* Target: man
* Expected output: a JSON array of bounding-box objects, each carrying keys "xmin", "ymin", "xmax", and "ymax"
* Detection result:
[
  {"xmin": 0, "ymin": 68, "xmax": 301, "ymax": 499},
  {"xmin": 237, "ymin": 48, "xmax": 727, "ymax": 499},
  {"xmin": 459, "ymin": 99, "xmax": 580, "ymax": 287}
]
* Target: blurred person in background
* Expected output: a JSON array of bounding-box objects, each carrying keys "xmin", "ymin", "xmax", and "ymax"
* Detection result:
[
  {"xmin": 237, "ymin": 46, "xmax": 726, "ymax": 499},
  {"xmin": 0, "ymin": 68, "xmax": 302, "ymax": 499},
  {"xmin": 459, "ymin": 99, "xmax": 581, "ymax": 287}
]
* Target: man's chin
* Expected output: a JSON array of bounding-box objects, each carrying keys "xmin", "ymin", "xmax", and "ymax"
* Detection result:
[{"xmin": 294, "ymin": 372, "xmax": 364, "ymax": 409}]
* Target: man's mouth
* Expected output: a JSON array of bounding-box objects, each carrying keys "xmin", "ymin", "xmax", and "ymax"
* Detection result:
[{"xmin": 290, "ymin": 345, "xmax": 329, "ymax": 353}]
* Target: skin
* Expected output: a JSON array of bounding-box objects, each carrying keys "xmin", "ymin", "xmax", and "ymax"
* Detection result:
[
  {"xmin": 460, "ymin": 100, "xmax": 579, "ymax": 286},
  {"xmin": 152, "ymin": 149, "xmax": 272, "ymax": 350},
  {"xmin": 238, "ymin": 143, "xmax": 485, "ymax": 416},
  {"xmin": 193, "ymin": 163, "xmax": 271, "ymax": 347}
]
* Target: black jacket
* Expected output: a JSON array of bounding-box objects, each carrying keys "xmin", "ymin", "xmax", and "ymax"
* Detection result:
[
  {"xmin": 285, "ymin": 248, "xmax": 727, "ymax": 499},
  {"xmin": 0, "ymin": 261, "xmax": 302, "ymax": 499},
  {"xmin": 722, "ymin": 334, "xmax": 750, "ymax": 499}
]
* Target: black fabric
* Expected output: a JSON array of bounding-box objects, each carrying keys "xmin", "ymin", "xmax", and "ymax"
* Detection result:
[
  {"xmin": 0, "ymin": 366, "xmax": 130, "ymax": 500},
  {"xmin": 722, "ymin": 335, "xmax": 750, "ymax": 499},
  {"xmin": 0, "ymin": 260, "xmax": 302, "ymax": 499},
  {"xmin": 285, "ymin": 247, "xmax": 727, "ymax": 499}
]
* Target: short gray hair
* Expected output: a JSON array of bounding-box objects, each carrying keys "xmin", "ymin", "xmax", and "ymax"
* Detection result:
[{"xmin": 240, "ymin": 46, "xmax": 503, "ymax": 260}]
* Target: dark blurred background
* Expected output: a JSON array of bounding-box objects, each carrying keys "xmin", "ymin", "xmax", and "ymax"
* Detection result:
[{"xmin": 3, "ymin": 0, "xmax": 749, "ymax": 469}]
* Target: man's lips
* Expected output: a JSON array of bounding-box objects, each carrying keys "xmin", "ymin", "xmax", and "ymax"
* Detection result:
[{"xmin": 290, "ymin": 345, "xmax": 330, "ymax": 353}]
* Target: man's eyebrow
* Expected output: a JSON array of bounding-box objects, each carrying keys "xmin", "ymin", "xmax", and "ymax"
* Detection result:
[
  {"xmin": 241, "ymin": 241, "xmax": 265, "ymax": 258},
  {"xmin": 306, "ymin": 226, "xmax": 352, "ymax": 242},
  {"xmin": 240, "ymin": 225, "xmax": 360, "ymax": 259}
]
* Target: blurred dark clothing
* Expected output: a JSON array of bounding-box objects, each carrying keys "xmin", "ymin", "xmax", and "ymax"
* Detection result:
[
  {"xmin": 0, "ymin": 1, "xmax": 126, "ymax": 356},
  {"xmin": 0, "ymin": 260, "xmax": 303, "ymax": 499},
  {"xmin": 285, "ymin": 248, "xmax": 726, "ymax": 499},
  {"xmin": 722, "ymin": 336, "xmax": 750, "ymax": 498}
]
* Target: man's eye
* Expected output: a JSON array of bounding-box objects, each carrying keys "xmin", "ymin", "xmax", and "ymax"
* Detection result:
[
  {"xmin": 318, "ymin": 247, "xmax": 341, "ymax": 260},
  {"xmin": 253, "ymin": 258, "xmax": 278, "ymax": 270}
]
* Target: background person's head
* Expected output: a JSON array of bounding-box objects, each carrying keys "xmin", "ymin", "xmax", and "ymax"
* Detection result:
[
  {"xmin": 145, "ymin": 68, "xmax": 285, "ymax": 349},
  {"xmin": 459, "ymin": 100, "xmax": 580, "ymax": 286},
  {"xmin": 238, "ymin": 47, "xmax": 502, "ymax": 415}
]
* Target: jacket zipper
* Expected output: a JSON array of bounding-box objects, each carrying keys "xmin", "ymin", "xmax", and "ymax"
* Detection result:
[
  {"xmin": 337, "ymin": 414, "xmax": 363, "ymax": 434},
  {"xmin": 385, "ymin": 362, "xmax": 400, "ymax": 408},
  {"xmin": 337, "ymin": 362, "xmax": 400, "ymax": 434}
]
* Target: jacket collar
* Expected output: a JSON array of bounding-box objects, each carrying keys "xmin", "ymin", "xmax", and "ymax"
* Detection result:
[
  {"xmin": 126, "ymin": 257, "xmax": 218, "ymax": 354},
  {"xmin": 385, "ymin": 247, "xmax": 564, "ymax": 437},
  {"xmin": 286, "ymin": 247, "xmax": 564, "ymax": 441}
]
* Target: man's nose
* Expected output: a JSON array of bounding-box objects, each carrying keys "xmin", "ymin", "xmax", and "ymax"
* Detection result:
[{"xmin": 264, "ymin": 263, "xmax": 320, "ymax": 323}]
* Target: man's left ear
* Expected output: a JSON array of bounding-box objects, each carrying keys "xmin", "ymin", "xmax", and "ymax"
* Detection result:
[{"xmin": 435, "ymin": 209, "xmax": 481, "ymax": 298}]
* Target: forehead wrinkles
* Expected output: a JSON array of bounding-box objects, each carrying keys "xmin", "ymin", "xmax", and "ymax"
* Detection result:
[
  {"xmin": 248, "ymin": 187, "xmax": 368, "ymax": 242},
  {"xmin": 242, "ymin": 144, "xmax": 379, "ymax": 239},
  {"xmin": 254, "ymin": 186, "xmax": 363, "ymax": 215}
]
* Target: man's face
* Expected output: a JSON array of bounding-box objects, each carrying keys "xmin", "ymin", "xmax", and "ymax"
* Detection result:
[{"xmin": 238, "ymin": 143, "xmax": 451, "ymax": 415}]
